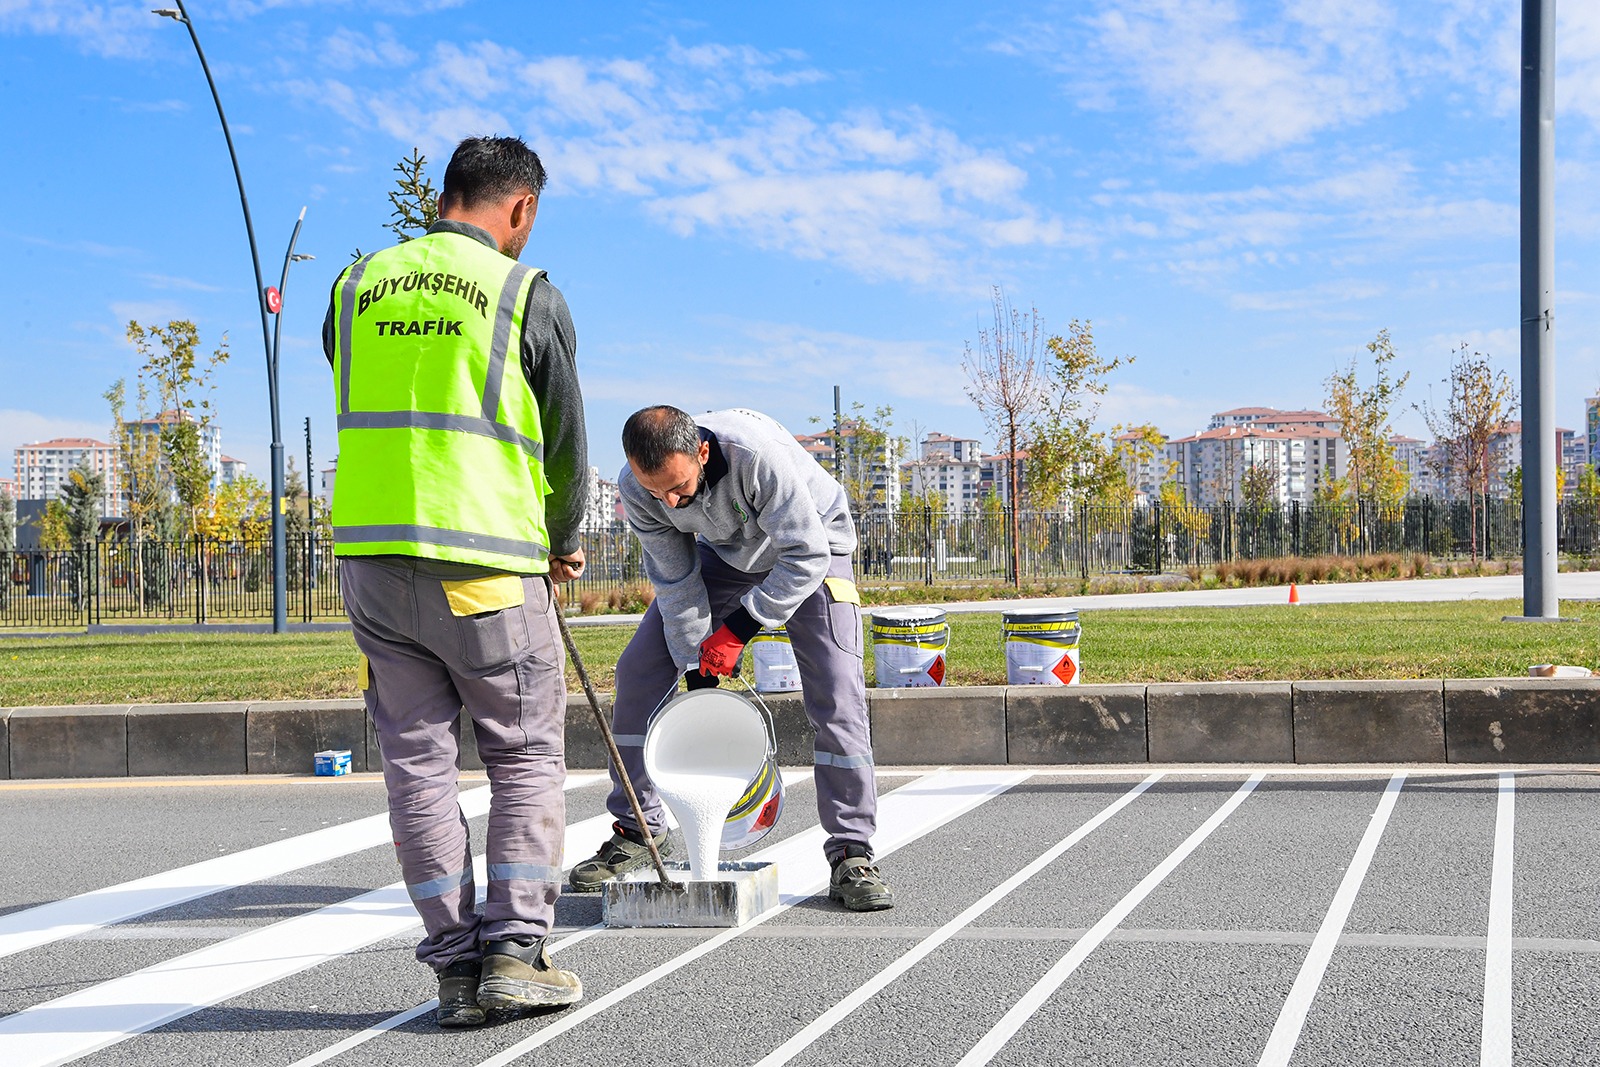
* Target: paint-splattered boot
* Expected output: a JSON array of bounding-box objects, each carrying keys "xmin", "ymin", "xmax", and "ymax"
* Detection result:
[
  {"xmin": 436, "ymin": 958, "xmax": 485, "ymax": 1028},
  {"xmin": 568, "ymin": 823, "xmax": 674, "ymax": 890},
  {"xmin": 829, "ymin": 854, "xmax": 895, "ymax": 912},
  {"xmin": 476, "ymin": 938, "xmax": 583, "ymax": 1013}
]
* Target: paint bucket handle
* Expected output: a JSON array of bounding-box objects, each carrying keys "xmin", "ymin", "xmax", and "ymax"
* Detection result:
[{"xmin": 732, "ymin": 675, "xmax": 780, "ymax": 758}]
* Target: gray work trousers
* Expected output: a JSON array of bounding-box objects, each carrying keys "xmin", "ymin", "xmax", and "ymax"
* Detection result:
[
  {"xmin": 609, "ymin": 546, "xmax": 878, "ymax": 860},
  {"xmin": 341, "ymin": 556, "xmax": 567, "ymax": 971}
]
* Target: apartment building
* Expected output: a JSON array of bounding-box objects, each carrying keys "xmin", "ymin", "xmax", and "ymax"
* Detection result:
[
  {"xmin": 795, "ymin": 425, "xmax": 901, "ymax": 510},
  {"xmin": 13, "ymin": 437, "xmax": 122, "ymax": 517},
  {"xmin": 219, "ymin": 456, "xmax": 249, "ymax": 485},
  {"xmin": 581, "ymin": 466, "xmax": 622, "ymax": 531},
  {"xmin": 125, "ymin": 410, "xmax": 224, "ymax": 492},
  {"xmin": 902, "ymin": 433, "xmax": 985, "ymax": 511},
  {"xmin": 1114, "ymin": 429, "xmax": 1166, "ymax": 504}
]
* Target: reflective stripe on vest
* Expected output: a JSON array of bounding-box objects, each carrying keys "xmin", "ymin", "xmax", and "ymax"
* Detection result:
[{"xmin": 331, "ymin": 233, "xmax": 550, "ymax": 571}]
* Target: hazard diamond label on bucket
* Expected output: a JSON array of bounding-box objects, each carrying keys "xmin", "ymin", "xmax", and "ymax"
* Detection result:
[
  {"xmin": 1051, "ymin": 654, "xmax": 1077, "ymax": 685},
  {"xmin": 927, "ymin": 655, "xmax": 946, "ymax": 685}
]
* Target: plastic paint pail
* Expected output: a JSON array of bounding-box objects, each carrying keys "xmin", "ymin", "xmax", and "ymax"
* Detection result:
[
  {"xmin": 750, "ymin": 628, "xmax": 801, "ymax": 692},
  {"xmin": 643, "ymin": 688, "xmax": 783, "ymax": 879},
  {"xmin": 870, "ymin": 607, "xmax": 949, "ymax": 687},
  {"xmin": 1002, "ymin": 608, "xmax": 1080, "ymax": 685}
]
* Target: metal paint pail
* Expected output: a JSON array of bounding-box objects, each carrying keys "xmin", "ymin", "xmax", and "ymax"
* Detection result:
[
  {"xmin": 1002, "ymin": 608, "xmax": 1080, "ymax": 685},
  {"xmin": 749, "ymin": 628, "xmax": 801, "ymax": 692},
  {"xmin": 643, "ymin": 686, "xmax": 785, "ymax": 853},
  {"xmin": 870, "ymin": 606, "xmax": 950, "ymax": 687}
]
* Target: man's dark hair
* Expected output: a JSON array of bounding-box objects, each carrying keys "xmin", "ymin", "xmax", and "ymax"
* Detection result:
[
  {"xmin": 623, "ymin": 406, "xmax": 701, "ymax": 473},
  {"xmin": 440, "ymin": 136, "xmax": 547, "ymax": 211}
]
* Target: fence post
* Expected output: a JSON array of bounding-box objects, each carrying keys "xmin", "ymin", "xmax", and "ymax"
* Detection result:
[{"xmin": 1154, "ymin": 502, "xmax": 1164, "ymax": 574}]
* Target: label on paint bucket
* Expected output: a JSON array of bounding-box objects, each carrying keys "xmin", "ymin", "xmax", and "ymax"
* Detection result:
[
  {"xmin": 871, "ymin": 607, "xmax": 949, "ymax": 688},
  {"xmin": 1002, "ymin": 609, "xmax": 1081, "ymax": 686},
  {"xmin": 750, "ymin": 629, "xmax": 801, "ymax": 692}
]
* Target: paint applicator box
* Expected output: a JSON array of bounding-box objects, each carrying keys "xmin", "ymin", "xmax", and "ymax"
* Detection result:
[
  {"xmin": 313, "ymin": 749, "xmax": 352, "ymax": 776},
  {"xmin": 602, "ymin": 861, "xmax": 778, "ymax": 928}
]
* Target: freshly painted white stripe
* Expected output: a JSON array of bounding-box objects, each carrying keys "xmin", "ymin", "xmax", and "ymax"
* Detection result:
[
  {"xmin": 0, "ymin": 773, "xmax": 606, "ymax": 963},
  {"xmin": 470, "ymin": 768, "xmax": 1033, "ymax": 1067},
  {"xmin": 1481, "ymin": 772, "xmax": 1516, "ymax": 1067},
  {"xmin": 0, "ymin": 813, "xmax": 617, "ymax": 1067},
  {"xmin": 284, "ymin": 768, "xmax": 814, "ymax": 1067},
  {"xmin": 957, "ymin": 773, "xmax": 1265, "ymax": 1067},
  {"xmin": 754, "ymin": 773, "xmax": 1164, "ymax": 1067},
  {"xmin": 1256, "ymin": 772, "xmax": 1407, "ymax": 1067}
]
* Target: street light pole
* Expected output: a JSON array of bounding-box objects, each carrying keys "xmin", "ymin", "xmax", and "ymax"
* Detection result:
[{"xmin": 154, "ymin": 1, "xmax": 287, "ymax": 632}]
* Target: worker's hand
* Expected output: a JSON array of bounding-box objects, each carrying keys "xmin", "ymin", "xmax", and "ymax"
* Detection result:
[
  {"xmin": 698, "ymin": 624, "xmax": 746, "ymax": 678},
  {"xmin": 548, "ymin": 549, "xmax": 586, "ymax": 584},
  {"xmin": 684, "ymin": 668, "xmax": 720, "ymax": 691}
]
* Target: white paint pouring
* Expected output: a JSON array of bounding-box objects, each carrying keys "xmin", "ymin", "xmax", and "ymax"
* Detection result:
[{"xmin": 643, "ymin": 688, "xmax": 775, "ymax": 880}]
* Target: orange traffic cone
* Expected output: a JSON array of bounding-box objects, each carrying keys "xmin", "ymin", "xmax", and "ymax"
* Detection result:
[{"xmin": 1288, "ymin": 583, "xmax": 1300, "ymax": 605}]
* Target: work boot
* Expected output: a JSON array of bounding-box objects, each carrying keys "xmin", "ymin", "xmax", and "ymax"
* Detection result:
[
  {"xmin": 476, "ymin": 938, "xmax": 582, "ymax": 1013},
  {"xmin": 435, "ymin": 958, "xmax": 485, "ymax": 1029},
  {"xmin": 568, "ymin": 823, "xmax": 673, "ymax": 890},
  {"xmin": 829, "ymin": 853, "xmax": 895, "ymax": 912}
]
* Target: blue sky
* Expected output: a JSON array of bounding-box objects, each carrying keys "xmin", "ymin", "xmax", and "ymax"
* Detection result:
[{"xmin": 5, "ymin": 0, "xmax": 1600, "ymax": 486}]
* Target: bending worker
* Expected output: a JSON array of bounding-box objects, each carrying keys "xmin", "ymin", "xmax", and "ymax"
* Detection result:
[
  {"xmin": 323, "ymin": 135, "xmax": 588, "ymax": 1027},
  {"xmin": 570, "ymin": 405, "xmax": 894, "ymax": 911}
]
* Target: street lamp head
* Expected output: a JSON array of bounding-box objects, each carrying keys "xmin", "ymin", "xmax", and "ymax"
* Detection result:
[
  {"xmin": 290, "ymin": 253, "xmax": 315, "ymax": 262},
  {"xmin": 151, "ymin": 8, "xmax": 185, "ymax": 21}
]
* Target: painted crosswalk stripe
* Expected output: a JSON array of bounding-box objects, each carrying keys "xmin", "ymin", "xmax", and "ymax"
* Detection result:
[
  {"xmin": 752, "ymin": 773, "xmax": 1164, "ymax": 1067},
  {"xmin": 469, "ymin": 768, "xmax": 1033, "ymax": 1067},
  {"xmin": 1256, "ymin": 771, "xmax": 1407, "ymax": 1067},
  {"xmin": 285, "ymin": 767, "xmax": 813, "ymax": 1067},
  {"xmin": 956, "ymin": 773, "xmax": 1265, "ymax": 1067},
  {"xmin": 0, "ymin": 811, "xmax": 618, "ymax": 1067},
  {"xmin": 1481, "ymin": 772, "xmax": 1516, "ymax": 1067},
  {"xmin": 0, "ymin": 773, "xmax": 603, "ymax": 964}
]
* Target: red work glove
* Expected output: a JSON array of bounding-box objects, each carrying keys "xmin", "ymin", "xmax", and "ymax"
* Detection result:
[{"xmin": 697, "ymin": 607, "xmax": 762, "ymax": 678}]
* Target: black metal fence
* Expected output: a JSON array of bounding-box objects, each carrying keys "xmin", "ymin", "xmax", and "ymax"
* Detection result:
[{"xmin": 5, "ymin": 499, "xmax": 1599, "ymax": 629}]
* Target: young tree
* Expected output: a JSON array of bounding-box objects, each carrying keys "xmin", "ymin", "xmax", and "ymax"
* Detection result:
[
  {"xmin": 38, "ymin": 500, "xmax": 70, "ymax": 552},
  {"xmin": 1415, "ymin": 344, "xmax": 1517, "ymax": 561},
  {"xmin": 1027, "ymin": 319, "xmax": 1131, "ymax": 509},
  {"xmin": 125, "ymin": 320, "xmax": 229, "ymax": 538},
  {"xmin": 1324, "ymin": 329, "xmax": 1410, "ymax": 505},
  {"xmin": 1240, "ymin": 462, "xmax": 1277, "ymax": 511},
  {"xmin": 813, "ymin": 403, "xmax": 901, "ymax": 515},
  {"xmin": 387, "ymin": 147, "xmax": 440, "ymax": 242},
  {"xmin": 0, "ymin": 487, "xmax": 13, "ymax": 554},
  {"xmin": 62, "ymin": 466, "xmax": 104, "ymax": 547},
  {"xmin": 963, "ymin": 289, "xmax": 1049, "ymax": 586}
]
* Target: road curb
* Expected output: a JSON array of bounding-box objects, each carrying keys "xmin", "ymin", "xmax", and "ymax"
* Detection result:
[{"xmin": 3, "ymin": 678, "xmax": 1598, "ymax": 778}]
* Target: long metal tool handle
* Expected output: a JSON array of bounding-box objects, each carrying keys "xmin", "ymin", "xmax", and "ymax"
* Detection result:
[{"xmin": 549, "ymin": 580, "xmax": 679, "ymax": 888}]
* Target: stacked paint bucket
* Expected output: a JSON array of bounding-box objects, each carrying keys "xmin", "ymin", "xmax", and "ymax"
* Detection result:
[
  {"xmin": 869, "ymin": 607, "xmax": 949, "ymax": 687},
  {"xmin": 1002, "ymin": 608, "xmax": 1081, "ymax": 685},
  {"xmin": 749, "ymin": 628, "xmax": 801, "ymax": 692}
]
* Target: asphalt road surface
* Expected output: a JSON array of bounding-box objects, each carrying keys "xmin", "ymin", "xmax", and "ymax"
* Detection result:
[{"xmin": 0, "ymin": 765, "xmax": 1595, "ymax": 1066}]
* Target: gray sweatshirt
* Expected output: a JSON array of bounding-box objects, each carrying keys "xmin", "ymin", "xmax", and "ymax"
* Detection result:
[{"xmin": 620, "ymin": 408, "xmax": 857, "ymax": 669}]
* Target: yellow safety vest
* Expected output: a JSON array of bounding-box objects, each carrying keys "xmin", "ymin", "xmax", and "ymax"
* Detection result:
[{"xmin": 330, "ymin": 230, "xmax": 551, "ymax": 572}]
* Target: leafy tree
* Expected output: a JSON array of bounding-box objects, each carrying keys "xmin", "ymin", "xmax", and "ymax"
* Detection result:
[
  {"xmin": 1415, "ymin": 344, "xmax": 1516, "ymax": 561},
  {"xmin": 1240, "ymin": 461, "xmax": 1277, "ymax": 511},
  {"xmin": 1508, "ymin": 464, "xmax": 1565, "ymax": 508},
  {"xmin": 387, "ymin": 147, "xmax": 440, "ymax": 242},
  {"xmin": 62, "ymin": 466, "xmax": 104, "ymax": 547},
  {"xmin": 1324, "ymin": 329, "xmax": 1409, "ymax": 505},
  {"xmin": 38, "ymin": 500, "xmax": 70, "ymax": 551},
  {"xmin": 0, "ymin": 487, "xmax": 13, "ymax": 554},
  {"xmin": 125, "ymin": 320, "xmax": 229, "ymax": 538},
  {"xmin": 1574, "ymin": 464, "xmax": 1600, "ymax": 508},
  {"xmin": 1027, "ymin": 319, "xmax": 1131, "ymax": 509},
  {"xmin": 812, "ymin": 402, "xmax": 901, "ymax": 515},
  {"xmin": 963, "ymin": 289, "xmax": 1050, "ymax": 586},
  {"xmin": 1109, "ymin": 425, "xmax": 1168, "ymax": 506}
]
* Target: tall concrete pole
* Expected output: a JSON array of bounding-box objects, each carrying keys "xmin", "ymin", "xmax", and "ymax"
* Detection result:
[{"xmin": 1520, "ymin": 0, "xmax": 1558, "ymax": 619}]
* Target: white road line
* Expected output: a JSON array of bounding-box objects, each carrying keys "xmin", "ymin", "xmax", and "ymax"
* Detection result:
[
  {"xmin": 0, "ymin": 812, "xmax": 618, "ymax": 1067},
  {"xmin": 1481, "ymin": 772, "xmax": 1516, "ymax": 1067},
  {"xmin": 957, "ymin": 773, "xmax": 1265, "ymax": 1067},
  {"xmin": 1256, "ymin": 771, "xmax": 1407, "ymax": 1067},
  {"xmin": 284, "ymin": 767, "xmax": 813, "ymax": 1067},
  {"xmin": 470, "ymin": 768, "xmax": 1033, "ymax": 1067},
  {"xmin": 752, "ymin": 772, "xmax": 1165, "ymax": 1067},
  {"xmin": 0, "ymin": 773, "xmax": 603, "ymax": 963}
]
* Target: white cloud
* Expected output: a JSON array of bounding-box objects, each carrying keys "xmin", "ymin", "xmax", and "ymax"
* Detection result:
[
  {"xmin": 137, "ymin": 273, "xmax": 225, "ymax": 293},
  {"xmin": 0, "ymin": 1, "xmax": 157, "ymax": 57}
]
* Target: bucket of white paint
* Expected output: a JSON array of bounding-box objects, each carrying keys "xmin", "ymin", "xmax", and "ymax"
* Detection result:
[
  {"xmin": 870, "ymin": 607, "xmax": 949, "ymax": 687},
  {"xmin": 749, "ymin": 628, "xmax": 801, "ymax": 692},
  {"xmin": 643, "ymin": 688, "xmax": 783, "ymax": 880},
  {"xmin": 1002, "ymin": 608, "xmax": 1081, "ymax": 685}
]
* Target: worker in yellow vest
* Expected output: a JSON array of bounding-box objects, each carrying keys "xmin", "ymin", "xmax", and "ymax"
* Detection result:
[{"xmin": 321, "ymin": 135, "xmax": 588, "ymax": 1028}]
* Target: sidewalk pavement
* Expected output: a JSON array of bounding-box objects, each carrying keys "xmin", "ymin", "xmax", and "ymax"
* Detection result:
[{"xmin": 566, "ymin": 571, "xmax": 1600, "ymax": 627}]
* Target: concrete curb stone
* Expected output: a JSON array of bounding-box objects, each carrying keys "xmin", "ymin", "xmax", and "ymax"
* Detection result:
[
  {"xmin": 10, "ymin": 704, "xmax": 130, "ymax": 779},
  {"xmin": 1148, "ymin": 682, "xmax": 1294, "ymax": 763},
  {"xmin": 1444, "ymin": 678, "xmax": 1600, "ymax": 763},
  {"xmin": 869, "ymin": 686, "xmax": 1008, "ymax": 764},
  {"xmin": 1292, "ymin": 680, "xmax": 1446, "ymax": 764},
  {"xmin": 0, "ymin": 707, "xmax": 9, "ymax": 780},
  {"xmin": 128, "ymin": 703, "xmax": 248, "ymax": 777},
  {"xmin": 245, "ymin": 699, "xmax": 368, "ymax": 776},
  {"xmin": 1005, "ymin": 684, "xmax": 1147, "ymax": 764}
]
